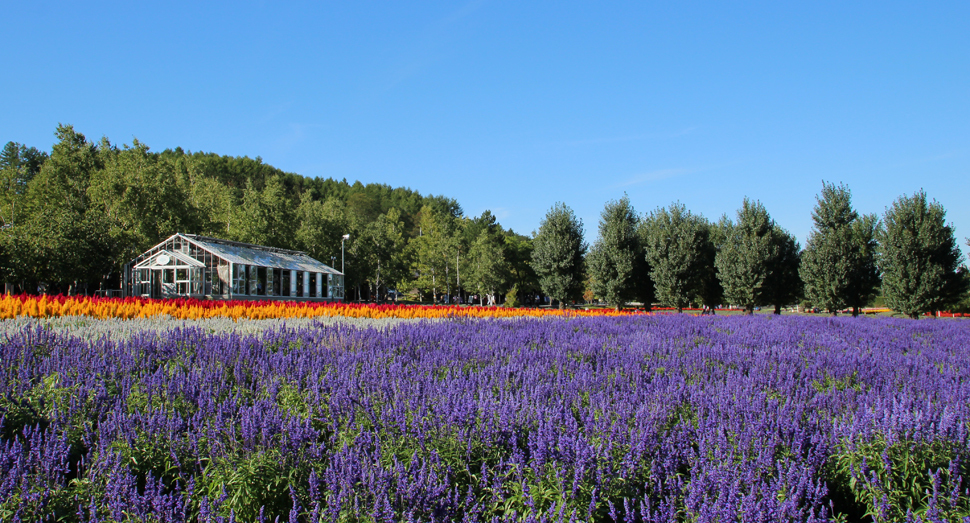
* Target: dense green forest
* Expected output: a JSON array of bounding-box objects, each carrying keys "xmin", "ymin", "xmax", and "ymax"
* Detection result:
[{"xmin": 0, "ymin": 125, "xmax": 538, "ymax": 301}]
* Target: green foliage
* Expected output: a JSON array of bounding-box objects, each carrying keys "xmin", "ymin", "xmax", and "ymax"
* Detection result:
[
  {"xmin": 801, "ymin": 182, "xmax": 880, "ymax": 315},
  {"xmin": 0, "ymin": 126, "xmax": 117, "ymax": 292},
  {"xmin": 295, "ymin": 194, "xmax": 348, "ymax": 265},
  {"xmin": 504, "ymin": 284, "xmax": 521, "ymax": 307},
  {"xmin": 467, "ymin": 229, "xmax": 507, "ymax": 303},
  {"xmin": 531, "ymin": 203, "xmax": 587, "ymax": 308},
  {"xmin": 695, "ymin": 220, "xmax": 724, "ymax": 311},
  {"xmin": 502, "ymin": 230, "xmax": 540, "ymax": 298},
  {"xmin": 88, "ymin": 139, "xmax": 198, "ymax": 272},
  {"xmin": 200, "ymin": 449, "xmax": 305, "ymax": 521},
  {"xmin": 411, "ymin": 205, "xmax": 459, "ymax": 301},
  {"xmin": 0, "ymin": 141, "xmax": 46, "ymax": 228},
  {"xmin": 587, "ymin": 196, "xmax": 645, "ymax": 310},
  {"xmin": 641, "ymin": 202, "xmax": 711, "ymax": 312},
  {"xmin": 715, "ymin": 199, "xmax": 777, "ymax": 313},
  {"xmin": 230, "ymin": 175, "xmax": 295, "ymax": 248},
  {"xmin": 825, "ymin": 435, "xmax": 970, "ymax": 522},
  {"xmin": 878, "ymin": 191, "xmax": 968, "ymax": 318},
  {"xmin": 358, "ymin": 207, "xmax": 411, "ymax": 300},
  {"xmin": 762, "ymin": 226, "xmax": 803, "ymax": 314}
]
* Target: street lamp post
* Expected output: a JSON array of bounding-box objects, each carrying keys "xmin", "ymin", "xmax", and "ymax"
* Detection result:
[
  {"xmin": 341, "ymin": 234, "xmax": 349, "ymax": 274},
  {"xmin": 341, "ymin": 234, "xmax": 350, "ymax": 301}
]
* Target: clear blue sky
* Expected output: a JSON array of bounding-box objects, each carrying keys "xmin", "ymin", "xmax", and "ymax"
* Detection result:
[{"xmin": 4, "ymin": 1, "xmax": 968, "ymax": 257}]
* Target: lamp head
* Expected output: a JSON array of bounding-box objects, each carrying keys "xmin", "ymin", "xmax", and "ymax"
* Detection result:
[{"xmin": 342, "ymin": 234, "xmax": 350, "ymax": 240}]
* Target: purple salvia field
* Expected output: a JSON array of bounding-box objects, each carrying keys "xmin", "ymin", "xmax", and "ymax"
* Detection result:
[{"xmin": 1, "ymin": 315, "xmax": 969, "ymax": 522}]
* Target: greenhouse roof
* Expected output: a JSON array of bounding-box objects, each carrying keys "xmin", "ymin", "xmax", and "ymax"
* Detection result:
[{"xmin": 182, "ymin": 235, "xmax": 342, "ymax": 275}]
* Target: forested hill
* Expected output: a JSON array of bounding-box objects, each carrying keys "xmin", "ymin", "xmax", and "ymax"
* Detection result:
[
  {"xmin": 159, "ymin": 147, "xmax": 462, "ymax": 223},
  {"xmin": 0, "ymin": 125, "xmax": 535, "ymax": 298}
]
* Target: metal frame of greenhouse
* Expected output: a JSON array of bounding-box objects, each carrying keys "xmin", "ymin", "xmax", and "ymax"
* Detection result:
[{"xmin": 123, "ymin": 233, "xmax": 345, "ymax": 301}]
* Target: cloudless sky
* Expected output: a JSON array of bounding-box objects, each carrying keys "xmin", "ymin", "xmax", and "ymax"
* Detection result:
[{"xmin": 3, "ymin": 1, "xmax": 968, "ymax": 257}]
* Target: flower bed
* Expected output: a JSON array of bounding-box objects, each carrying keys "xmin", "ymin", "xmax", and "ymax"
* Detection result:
[
  {"xmin": 0, "ymin": 294, "xmax": 645, "ymax": 321},
  {"xmin": 1, "ymin": 315, "xmax": 968, "ymax": 521}
]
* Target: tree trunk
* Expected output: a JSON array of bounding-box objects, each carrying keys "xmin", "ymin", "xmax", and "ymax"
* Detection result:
[
  {"xmin": 852, "ymin": 306, "xmax": 860, "ymax": 318},
  {"xmin": 774, "ymin": 304, "xmax": 782, "ymax": 315},
  {"xmin": 745, "ymin": 305, "xmax": 754, "ymax": 315}
]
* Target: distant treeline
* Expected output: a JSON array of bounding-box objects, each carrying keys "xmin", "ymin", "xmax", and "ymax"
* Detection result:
[
  {"xmin": 536, "ymin": 188, "xmax": 969, "ymax": 318},
  {"xmin": 0, "ymin": 125, "xmax": 538, "ymax": 301},
  {"xmin": 2, "ymin": 125, "xmax": 968, "ymax": 316}
]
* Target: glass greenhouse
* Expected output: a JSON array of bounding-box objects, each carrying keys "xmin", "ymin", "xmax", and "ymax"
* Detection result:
[{"xmin": 124, "ymin": 233, "xmax": 344, "ymax": 300}]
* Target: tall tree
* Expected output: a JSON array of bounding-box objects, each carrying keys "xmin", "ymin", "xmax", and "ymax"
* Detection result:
[
  {"xmin": 502, "ymin": 230, "xmax": 540, "ymax": 303},
  {"xmin": 15, "ymin": 126, "xmax": 115, "ymax": 293},
  {"xmin": 762, "ymin": 227, "xmax": 803, "ymax": 314},
  {"xmin": 641, "ymin": 203, "xmax": 710, "ymax": 313},
  {"xmin": 715, "ymin": 199, "xmax": 776, "ymax": 314},
  {"xmin": 587, "ymin": 196, "xmax": 644, "ymax": 311},
  {"xmin": 878, "ymin": 191, "xmax": 968, "ymax": 318},
  {"xmin": 467, "ymin": 229, "xmax": 507, "ymax": 306},
  {"xmin": 359, "ymin": 208, "xmax": 410, "ymax": 301},
  {"xmin": 800, "ymin": 182, "xmax": 880, "ymax": 316},
  {"xmin": 411, "ymin": 205, "xmax": 458, "ymax": 302},
  {"xmin": 0, "ymin": 142, "xmax": 47, "ymax": 228},
  {"xmin": 456, "ymin": 211, "xmax": 500, "ymax": 298},
  {"xmin": 531, "ymin": 203, "xmax": 587, "ymax": 308},
  {"xmin": 695, "ymin": 218, "xmax": 725, "ymax": 312}
]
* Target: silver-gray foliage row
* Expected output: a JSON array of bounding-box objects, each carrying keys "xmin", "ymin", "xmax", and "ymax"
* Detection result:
[
  {"xmin": 878, "ymin": 190, "xmax": 969, "ymax": 318},
  {"xmin": 800, "ymin": 182, "xmax": 880, "ymax": 316},
  {"xmin": 531, "ymin": 202, "xmax": 587, "ymax": 308},
  {"xmin": 0, "ymin": 315, "xmax": 422, "ymax": 340}
]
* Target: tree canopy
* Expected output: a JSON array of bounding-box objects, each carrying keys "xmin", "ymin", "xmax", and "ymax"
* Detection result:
[
  {"xmin": 531, "ymin": 203, "xmax": 587, "ymax": 308},
  {"xmin": 878, "ymin": 191, "xmax": 968, "ymax": 318},
  {"xmin": 800, "ymin": 182, "xmax": 880, "ymax": 316},
  {"xmin": 640, "ymin": 203, "xmax": 710, "ymax": 313},
  {"xmin": 587, "ymin": 196, "xmax": 645, "ymax": 310},
  {"xmin": 715, "ymin": 199, "xmax": 778, "ymax": 314}
]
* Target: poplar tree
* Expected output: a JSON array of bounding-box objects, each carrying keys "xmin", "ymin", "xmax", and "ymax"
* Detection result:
[
  {"xmin": 531, "ymin": 203, "xmax": 587, "ymax": 308},
  {"xmin": 715, "ymin": 199, "xmax": 776, "ymax": 314},
  {"xmin": 641, "ymin": 203, "xmax": 710, "ymax": 313},
  {"xmin": 800, "ymin": 182, "xmax": 880, "ymax": 316},
  {"xmin": 587, "ymin": 196, "xmax": 645, "ymax": 310},
  {"xmin": 878, "ymin": 191, "xmax": 968, "ymax": 318}
]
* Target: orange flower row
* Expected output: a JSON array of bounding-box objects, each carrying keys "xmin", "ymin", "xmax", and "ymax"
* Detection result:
[{"xmin": 0, "ymin": 294, "xmax": 647, "ymax": 321}]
